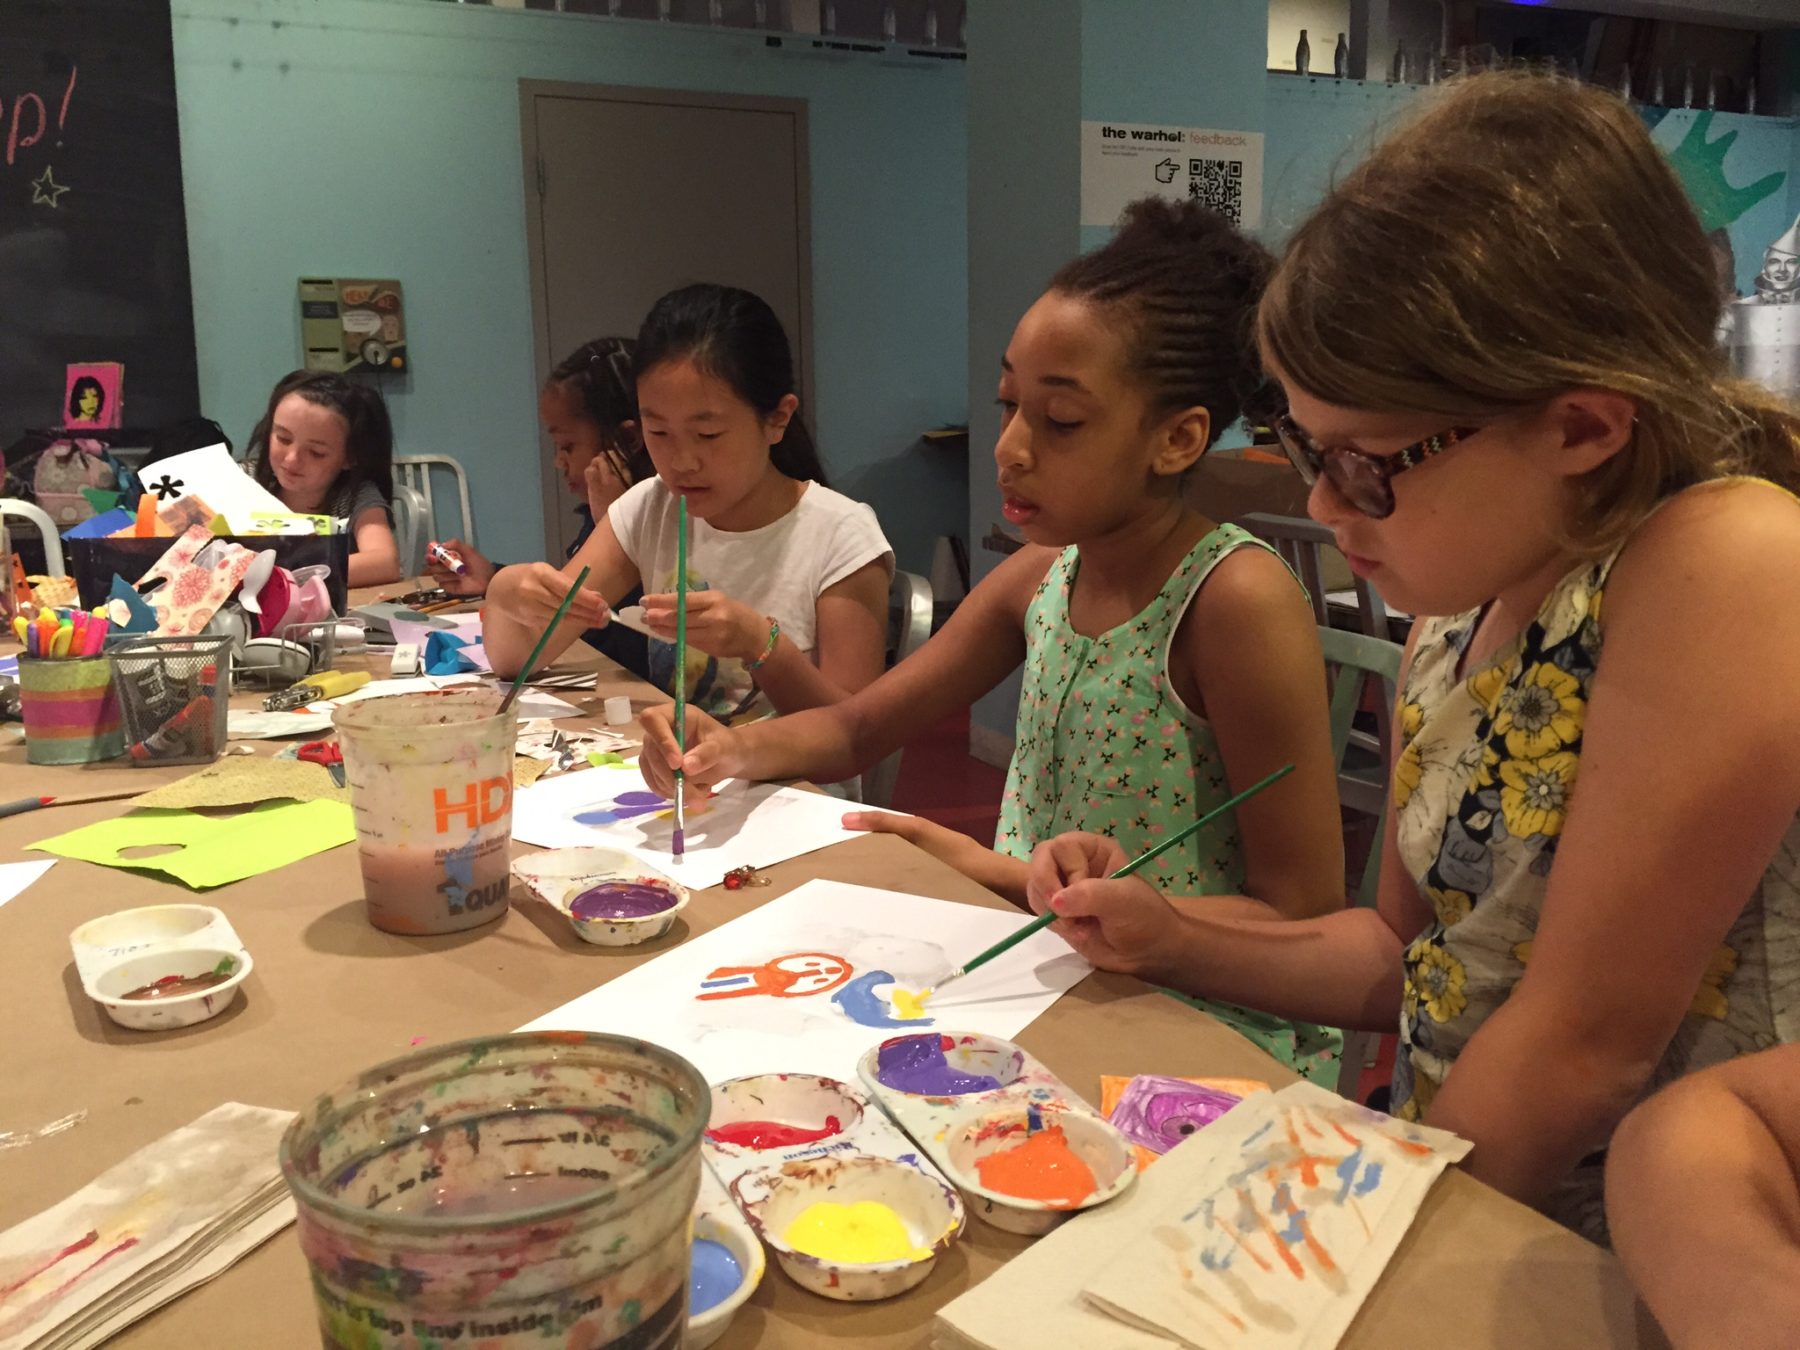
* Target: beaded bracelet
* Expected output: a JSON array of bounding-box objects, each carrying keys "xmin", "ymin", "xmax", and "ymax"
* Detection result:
[{"xmin": 744, "ymin": 614, "xmax": 781, "ymax": 672}]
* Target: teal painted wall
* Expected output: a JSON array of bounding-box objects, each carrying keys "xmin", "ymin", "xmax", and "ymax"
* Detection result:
[{"xmin": 171, "ymin": 0, "xmax": 968, "ymax": 571}]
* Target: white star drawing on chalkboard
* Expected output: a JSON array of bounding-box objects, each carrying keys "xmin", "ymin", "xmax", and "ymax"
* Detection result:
[{"xmin": 30, "ymin": 167, "xmax": 69, "ymax": 208}]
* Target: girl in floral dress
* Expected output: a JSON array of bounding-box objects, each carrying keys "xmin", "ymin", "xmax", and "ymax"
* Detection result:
[{"xmin": 1026, "ymin": 71, "xmax": 1800, "ymax": 1244}]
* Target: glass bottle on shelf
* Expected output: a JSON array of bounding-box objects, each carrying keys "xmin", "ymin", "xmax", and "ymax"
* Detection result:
[
  {"xmin": 1296, "ymin": 29, "xmax": 1311, "ymax": 75},
  {"xmin": 1334, "ymin": 33, "xmax": 1348, "ymax": 78}
]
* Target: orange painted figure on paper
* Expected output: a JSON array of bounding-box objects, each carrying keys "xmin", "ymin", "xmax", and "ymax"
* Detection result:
[{"xmin": 696, "ymin": 952, "xmax": 853, "ymax": 1001}]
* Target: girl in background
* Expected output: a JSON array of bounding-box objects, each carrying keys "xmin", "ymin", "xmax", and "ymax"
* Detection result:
[
  {"xmin": 483, "ymin": 285, "xmax": 892, "ymax": 720},
  {"xmin": 247, "ymin": 370, "xmax": 400, "ymax": 587},
  {"xmin": 431, "ymin": 337, "xmax": 653, "ymax": 679},
  {"xmin": 1027, "ymin": 72, "xmax": 1800, "ymax": 1242}
]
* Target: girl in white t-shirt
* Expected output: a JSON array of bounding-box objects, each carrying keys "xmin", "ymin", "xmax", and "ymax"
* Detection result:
[{"xmin": 484, "ymin": 284, "xmax": 893, "ymax": 720}]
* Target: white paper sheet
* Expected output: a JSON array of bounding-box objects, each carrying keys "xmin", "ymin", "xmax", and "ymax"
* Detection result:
[
  {"xmin": 509, "ymin": 763, "xmax": 879, "ymax": 890},
  {"xmin": 136, "ymin": 444, "xmax": 290, "ymax": 533},
  {"xmin": 518, "ymin": 879, "xmax": 1091, "ymax": 1085},
  {"xmin": 0, "ymin": 859, "xmax": 55, "ymax": 912}
]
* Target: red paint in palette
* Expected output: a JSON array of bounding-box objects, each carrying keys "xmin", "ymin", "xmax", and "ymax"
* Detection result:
[{"xmin": 705, "ymin": 1115, "xmax": 843, "ymax": 1150}]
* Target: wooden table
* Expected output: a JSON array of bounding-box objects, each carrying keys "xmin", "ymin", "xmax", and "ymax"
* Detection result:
[{"xmin": 0, "ymin": 635, "xmax": 1667, "ymax": 1348}]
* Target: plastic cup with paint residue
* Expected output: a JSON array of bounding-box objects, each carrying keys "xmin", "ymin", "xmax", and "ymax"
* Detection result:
[
  {"xmin": 280, "ymin": 1032, "xmax": 709, "ymax": 1350},
  {"xmin": 333, "ymin": 687, "xmax": 518, "ymax": 935}
]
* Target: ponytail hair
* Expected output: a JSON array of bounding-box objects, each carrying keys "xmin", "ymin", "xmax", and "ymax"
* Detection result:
[
  {"xmin": 546, "ymin": 336, "xmax": 652, "ymax": 485},
  {"xmin": 1050, "ymin": 196, "xmax": 1276, "ymax": 443},
  {"xmin": 635, "ymin": 284, "xmax": 829, "ymax": 485}
]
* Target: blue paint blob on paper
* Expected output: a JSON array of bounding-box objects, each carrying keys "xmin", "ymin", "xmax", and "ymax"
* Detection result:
[
  {"xmin": 831, "ymin": 969, "xmax": 934, "ymax": 1029},
  {"xmin": 1352, "ymin": 1160, "xmax": 1384, "ymax": 1197},
  {"xmin": 689, "ymin": 1237, "xmax": 742, "ymax": 1315}
]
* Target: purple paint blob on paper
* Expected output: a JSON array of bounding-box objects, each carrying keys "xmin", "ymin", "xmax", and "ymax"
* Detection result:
[
  {"xmin": 1107, "ymin": 1074, "xmax": 1244, "ymax": 1155},
  {"xmin": 875, "ymin": 1034, "xmax": 1002, "ymax": 1096},
  {"xmin": 568, "ymin": 881, "xmax": 678, "ymax": 921}
]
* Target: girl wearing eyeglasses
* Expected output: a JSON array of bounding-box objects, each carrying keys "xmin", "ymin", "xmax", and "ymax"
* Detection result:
[
  {"xmin": 429, "ymin": 336, "xmax": 654, "ymax": 679},
  {"xmin": 639, "ymin": 199, "xmax": 1350, "ymax": 1083},
  {"xmin": 1028, "ymin": 72, "xmax": 1800, "ymax": 1245}
]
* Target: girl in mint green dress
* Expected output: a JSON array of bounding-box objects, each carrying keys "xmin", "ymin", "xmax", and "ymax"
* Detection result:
[{"xmin": 637, "ymin": 199, "xmax": 1349, "ymax": 1081}]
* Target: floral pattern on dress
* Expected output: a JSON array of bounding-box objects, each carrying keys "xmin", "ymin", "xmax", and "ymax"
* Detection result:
[{"xmin": 1391, "ymin": 536, "xmax": 1800, "ymax": 1244}]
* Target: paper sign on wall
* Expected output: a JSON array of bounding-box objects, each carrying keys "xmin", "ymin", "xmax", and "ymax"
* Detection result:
[{"xmin": 1081, "ymin": 120, "xmax": 1265, "ymax": 231}]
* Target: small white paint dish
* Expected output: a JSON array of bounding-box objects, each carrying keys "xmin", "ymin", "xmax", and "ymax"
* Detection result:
[
  {"xmin": 941, "ymin": 1104, "xmax": 1137, "ymax": 1236},
  {"xmin": 512, "ymin": 846, "xmax": 688, "ymax": 946},
  {"xmin": 706, "ymin": 1073, "xmax": 864, "ymax": 1152},
  {"xmin": 88, "ymin": 945, "xmax": 252, "ymax": 1032},
  {"xmin": 69, "ymin": 904, "xmax": 247, "ymax": 995},
  {"xmin": 688, "ymin": 1166, "xmax": 765, "ymax": 1350},
  {"xmin": 733, "ymin": 1153, "xmax": 964, "ymax": 1301}
]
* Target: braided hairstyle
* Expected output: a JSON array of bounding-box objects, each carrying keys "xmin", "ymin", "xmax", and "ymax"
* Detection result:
[
  {"xmin": 545, "ymin": 336, "xmax": 652, "ymax": 485},
  {"xmin": 1050, "ymin": 197, "xmax": 1277, "ymax": 443}
]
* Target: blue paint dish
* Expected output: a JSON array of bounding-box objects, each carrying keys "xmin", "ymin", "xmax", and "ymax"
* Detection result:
[{"xmin": 690, "ymin": 1237, "xmax": 743, "ymax": 1315}]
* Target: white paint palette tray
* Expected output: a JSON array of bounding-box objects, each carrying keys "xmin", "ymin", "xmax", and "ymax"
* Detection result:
[
  {"xmin": 702, "ymin": 1072, "xmax": 965, "ymax": 1301},
  {"xmin": 857, "ymin": 1031, "xmax": 1137, "ymax": 1235},
  {"xmin": 689, "ymin": 1160, "xmax": 766, "ymax": 1348},
  {"xmin": 69, "ymin": 903, "xmax": 248, "ymax": 996}
]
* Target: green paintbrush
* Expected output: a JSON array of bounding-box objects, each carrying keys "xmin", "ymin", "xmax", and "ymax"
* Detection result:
[
  {"xmin": 923, "ymin": 762, "xmax": 1296, "ymax": 1000},
  {"xmin": 498, "ymin": 565, "xmax": 591, "ymax": 716}
]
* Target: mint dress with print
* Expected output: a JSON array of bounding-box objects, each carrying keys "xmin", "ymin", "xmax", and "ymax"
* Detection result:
[
  {"xmin": 1391, "ymin": 500, "xmax": 1800, "ymax": 1243},
  {"xmin": 996, "ymin": 524, "xmax": 1342, "ymax": 1083}
]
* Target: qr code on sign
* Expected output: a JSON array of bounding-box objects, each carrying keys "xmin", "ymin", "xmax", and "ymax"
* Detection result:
[{"xmin": 1188, "ymin": 159, "xmax": 1244, "ymax": 224}]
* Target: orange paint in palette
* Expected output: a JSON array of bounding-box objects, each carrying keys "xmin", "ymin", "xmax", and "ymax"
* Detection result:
[{"xmin": 973, "ymin": 1124, "xmax": 1098, "ymax": 1207}]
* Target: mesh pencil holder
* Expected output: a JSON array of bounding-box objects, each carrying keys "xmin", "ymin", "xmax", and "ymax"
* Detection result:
[{"xmin": 109, "ymin": 635, "xmax": 233, "ymax": 766}]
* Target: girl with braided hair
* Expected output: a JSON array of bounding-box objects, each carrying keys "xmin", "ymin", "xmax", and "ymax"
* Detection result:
[
  {"xmin": 638, "ymin": 198, "xmax": 1347, "ymax": 1080},
  {"xmin": 429, "ymin": 336, "xmax": 655, "ymax": 677}
]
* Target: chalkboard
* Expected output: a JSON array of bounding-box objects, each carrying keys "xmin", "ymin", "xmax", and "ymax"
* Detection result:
[{"xmin": 0, "ymin": 0, "xmax": 199, "ymax": 448}]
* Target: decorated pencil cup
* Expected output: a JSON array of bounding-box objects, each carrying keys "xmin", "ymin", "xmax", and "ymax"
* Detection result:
[
  {"xmin": 18, "ymin": 654, "xmax": 124, "ymax": 765},
  {"xmin": 280, "ymin": 1032, "xmax": 710, "ymax": 1350},
  {"xmin": 333, "ymin": 687, "xmax": 518, "ymax": 936}
]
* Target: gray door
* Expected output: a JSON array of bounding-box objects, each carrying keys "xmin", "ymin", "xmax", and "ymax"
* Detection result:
[{"xmin": 521, "ymin": 82, "xmax": 813, "ymax": 559}]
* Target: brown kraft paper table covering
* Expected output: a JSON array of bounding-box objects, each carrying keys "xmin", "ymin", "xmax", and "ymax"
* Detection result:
[{"xmin": 0, "ymin": 599, "xmax": 1667, "ymax": 1349}]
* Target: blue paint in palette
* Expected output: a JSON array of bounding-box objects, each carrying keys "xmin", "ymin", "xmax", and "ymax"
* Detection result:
[{"xmin": 689, "ymin": 1237, "xmax": 742, "ymax": 1316}]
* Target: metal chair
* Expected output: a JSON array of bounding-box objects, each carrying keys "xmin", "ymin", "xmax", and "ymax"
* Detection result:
[
  {"xmin": 389, "ymin": 483, "xmax": 429, "ymax": 579},
  {"xmin": 860, "ymin": 569, "xmax": 933, "ymax": 808},
  {"xmin": 0, "ymin": 498, "xmax": 65, "ymax": 577},
  {"xmin": 394, "ymin": 455, "xmax": 476, "ymax": 549},
  {"xmin": 1319, "ymin": 624, "xmax": 1404, "ymax": 1099},
  {"xmin": 1242, "ymin": 512, "xmax": 1390, "ymax": 638}
]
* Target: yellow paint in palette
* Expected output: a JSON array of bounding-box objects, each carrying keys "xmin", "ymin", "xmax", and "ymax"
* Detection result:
[{"xmin": 782, "ymin": 1200, "xmax": 929, "ymax": 1264}]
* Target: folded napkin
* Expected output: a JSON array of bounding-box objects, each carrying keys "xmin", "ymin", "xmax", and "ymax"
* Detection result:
[{"xmin": 0, "ymin": 1102, "xmax": 296, "ymax": 1350}]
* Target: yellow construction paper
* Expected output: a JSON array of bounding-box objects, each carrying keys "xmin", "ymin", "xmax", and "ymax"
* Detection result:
[
  {"xmin": 130, "ymin": 756, "xmax": 347, "ymax": 810},
  {"xmin": 28, "ymin": 801, "xmax": 356, "ymax": 889}
]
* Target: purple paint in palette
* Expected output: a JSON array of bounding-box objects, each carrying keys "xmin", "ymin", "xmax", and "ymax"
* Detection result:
[
  {"xmin": 568, "ymin": 881, "xmax": 678, "ymax": 921},
  {"xmin": 875, "ymin": 1034, "xmax": 1003, "ymax": 1097},
  {"xmin": 1107, "ymin": 1074, "xmax": 1244, "ymax": 1155}
]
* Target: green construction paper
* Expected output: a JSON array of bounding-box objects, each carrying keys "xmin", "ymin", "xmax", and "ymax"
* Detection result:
[
  {"xmin": 81, "ymin": 487, "xmax": 122, "ymax": 513},
  {"xmin": 28, "ymin": 800, "xmax": 356, "ymax": 890}
]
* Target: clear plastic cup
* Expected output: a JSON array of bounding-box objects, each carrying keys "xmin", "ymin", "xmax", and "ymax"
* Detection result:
[
  {"xmin": 280, "ymin": 1033, "xmax": 710, "ymax": 1350},
  {"xmin": 332, "ymin": 687, "xmax": 518, "ymax": 935}
]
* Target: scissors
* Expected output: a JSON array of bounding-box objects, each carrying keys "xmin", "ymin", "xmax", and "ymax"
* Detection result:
[{"xmin": 297, "ymin": 740, "xmax": 346, "ymax": 788}]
